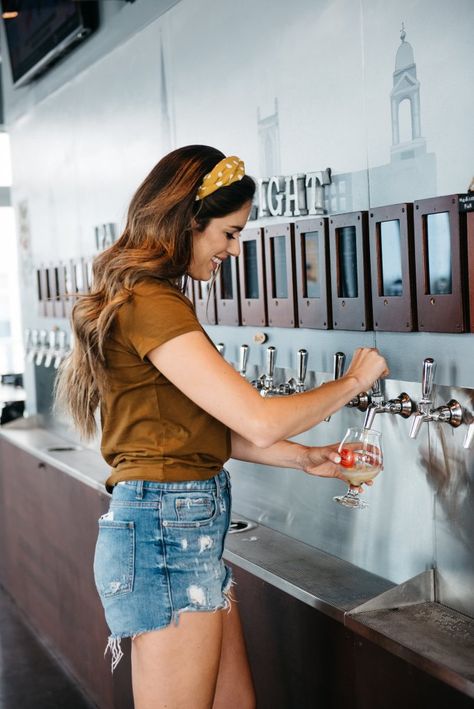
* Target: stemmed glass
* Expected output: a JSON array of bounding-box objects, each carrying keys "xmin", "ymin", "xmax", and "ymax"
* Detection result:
[{"xmin": 333, "ymin": 427, "xmax": 383, "ymax": 509}]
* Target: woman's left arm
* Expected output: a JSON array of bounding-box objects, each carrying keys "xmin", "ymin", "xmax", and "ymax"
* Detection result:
[{"xmin": 230, "ymin": 431, "xmax": 349, "ymax": 482}]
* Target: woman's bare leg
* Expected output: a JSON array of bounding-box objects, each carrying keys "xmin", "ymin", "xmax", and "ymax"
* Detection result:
[
  {"xmin": 212, "ymin": 596, "xmax": 256, "ymax": 709},
  {"xmin": 131, "ymin": 611, "xmax": 223, "ymax": 709}
]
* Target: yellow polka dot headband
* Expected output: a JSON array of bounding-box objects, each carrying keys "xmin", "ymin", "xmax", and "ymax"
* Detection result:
[{"xmin": 195, "ymin": 156, "xmax": 245, "ymax": 201}]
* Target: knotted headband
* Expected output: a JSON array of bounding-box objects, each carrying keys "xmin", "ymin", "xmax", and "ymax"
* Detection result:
[{"xmin": 195, "ymin": 156, "xmax": 245, "ymax": 201}]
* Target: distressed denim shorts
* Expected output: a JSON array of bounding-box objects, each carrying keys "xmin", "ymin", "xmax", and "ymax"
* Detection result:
[{"xmin": 93, "ymin": 468, "xmax": 233, "ymax": 671}]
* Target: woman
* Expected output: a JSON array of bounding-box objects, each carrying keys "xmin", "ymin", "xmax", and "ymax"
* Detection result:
[{"xmin": 55, "ymin": 145, "xmax": 388, "ymax": 709}]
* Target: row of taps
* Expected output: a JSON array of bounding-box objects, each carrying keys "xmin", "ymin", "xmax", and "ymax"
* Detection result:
[
  {"xmin": 24, "ymin": 328, "xmax": 71, "ymax": 369},
  {"xmin": 216, "ymin": 344, "xmax": 472, "ymax": 449}
]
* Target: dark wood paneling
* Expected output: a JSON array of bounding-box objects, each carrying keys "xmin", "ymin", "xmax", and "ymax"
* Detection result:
[
  {"xmin": 0, "ymin": 439, "xmax": 133, "ymax": 709},
  {"xmin": 466, "ymin": 211, "xmax": 474, "ymax": 332}
]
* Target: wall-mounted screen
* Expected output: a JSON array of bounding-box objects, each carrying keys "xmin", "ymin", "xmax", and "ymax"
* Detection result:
[
  {"xmin": 1, "ymin": 0, "xmax": 99, "ymax": 87},
  {"xmin": 271, "ymin": 235, "xmax": 288, "ymax": 298},
  {"xmin": 425, "ymin": 212, "xmax": 452, "ymax": 295},
  {"xmin": 337, "ymin": 226, "xmax": 358, "ymax": 298},
  {"xmin": 302, "ymin": 231, "xmax": 320, "ymax": 298},
  {"xmin": 220, "ymin": 258, "xmax": 233, "ymax": 300},
  {"xmin": 243, "ymin": 240, "xmax": 259, "ymax": 299},
  {"xmin": 380, "ymin": 220, "xmax": 403, "ymax": 296}
]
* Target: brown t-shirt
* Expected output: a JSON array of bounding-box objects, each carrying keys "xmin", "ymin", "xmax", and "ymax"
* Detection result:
[{"xmin": 101, "ymin": 280, "xmax": 231, "ymax": 491}]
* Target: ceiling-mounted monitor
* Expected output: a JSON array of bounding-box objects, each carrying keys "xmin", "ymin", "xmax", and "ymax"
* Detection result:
[{"xmin": 1, "ymin": 0, "xmax": 99, "ymax": 87}]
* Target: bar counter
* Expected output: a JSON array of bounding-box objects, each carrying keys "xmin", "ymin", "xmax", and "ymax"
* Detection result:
[{"xmin": 0, "ymin": 420, "xmax": 473, "ymax": 708}]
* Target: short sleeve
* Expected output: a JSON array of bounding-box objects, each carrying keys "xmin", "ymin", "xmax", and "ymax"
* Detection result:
[{"xmin": 118, "ymin": 282, "xmax": 202, "ymax": 360}]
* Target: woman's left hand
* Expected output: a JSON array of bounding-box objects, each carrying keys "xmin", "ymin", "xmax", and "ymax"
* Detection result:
[{"xmin": 299, "ymin": 444, "xmax": 373, "ymax": 491}]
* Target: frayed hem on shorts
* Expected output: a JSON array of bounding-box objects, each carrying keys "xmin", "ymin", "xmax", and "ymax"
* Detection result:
[{"xmin": 104, "ymin": 578, "xmax": 237, "ymax": 674}]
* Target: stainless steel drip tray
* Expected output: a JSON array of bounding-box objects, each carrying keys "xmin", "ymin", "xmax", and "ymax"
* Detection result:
[{"xmin": 347, "ymin": 600, "xmax": 474, "ymax": 698}]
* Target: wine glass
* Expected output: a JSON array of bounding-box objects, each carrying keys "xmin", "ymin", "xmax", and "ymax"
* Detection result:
[{"xmin": 333, "ymin": 427, "xmax": 383, "ymax": 509}]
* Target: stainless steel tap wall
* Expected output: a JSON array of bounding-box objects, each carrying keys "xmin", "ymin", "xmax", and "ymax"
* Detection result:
[{"xmin": 1, "ymin": 0, "xmax": 473, "ymax": 619}]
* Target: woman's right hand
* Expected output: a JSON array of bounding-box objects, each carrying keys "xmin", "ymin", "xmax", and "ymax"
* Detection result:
[{"xmin": 343, "ymin": 347, "xmax": 389, "ymax": 392}]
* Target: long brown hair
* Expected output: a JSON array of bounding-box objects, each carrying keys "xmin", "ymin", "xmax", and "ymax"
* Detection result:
[{"xmin": 54, "ymin": 145, "xmax": 255, "ymax": 438}]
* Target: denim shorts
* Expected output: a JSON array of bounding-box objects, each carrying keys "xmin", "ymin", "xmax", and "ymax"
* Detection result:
[{"xmin": 93, "ymin": 468, "xmax": 233, "ymax": 671}]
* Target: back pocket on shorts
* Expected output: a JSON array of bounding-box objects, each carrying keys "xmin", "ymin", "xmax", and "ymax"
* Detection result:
[{"xmin": 93, "ymin": 520, "xmax": 135, "ymax": 598}]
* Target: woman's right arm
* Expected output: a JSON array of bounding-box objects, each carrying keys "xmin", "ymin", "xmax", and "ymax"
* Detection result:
[{"xmin": 146, "ymin": 331, "xmax": 388, "ymax": 448}]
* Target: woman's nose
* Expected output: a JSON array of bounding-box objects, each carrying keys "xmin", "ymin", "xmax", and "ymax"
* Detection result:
[{"xmin": 226, "ymin": 239, "xmax": 240, "ymax": 258}]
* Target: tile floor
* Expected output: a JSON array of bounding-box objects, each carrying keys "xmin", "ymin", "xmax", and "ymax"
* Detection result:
[{"xmin": 0, "ymin": 587, "xmax": 96, "ymax": 709}]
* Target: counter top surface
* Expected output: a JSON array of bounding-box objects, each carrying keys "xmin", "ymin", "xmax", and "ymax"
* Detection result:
[{"xmin": 1, "ymin": 422, "xmax": 473, "ymax": 697}]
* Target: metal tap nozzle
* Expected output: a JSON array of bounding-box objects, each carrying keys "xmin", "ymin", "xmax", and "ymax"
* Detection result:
[
  {"xmin": 35, "ymin": 329, "xmax": 48, "ymax": 366},
  {"xmin": 325, "ymin": 352, "xmax": 345, "ymax": 421},
  {"xmin": 260, "ymin": 346, "xmax": 276, "ymax": 397},
  {"xmin": 239, "ymin": 344, "xmax": 249, "ymax": 378},
  {"xmin": 26, "ymin": 329, "xmax": 39, "ymax": 363},
  {"xmin": 464, "ymin": 422, "xmax": 474, "ymax": 449},
  {"xmin": 216, "ymin": 342, "xmax": 225, "ymax": 356},
  {"xmin": 43, "ymin": 330, "xmax": 58, "ymax": 368},
  {"xmin": 286, "ymin": 349, "xmax": 308, "ymax": 394},
  {"xmin": 54, "ymin": 330, "xmax": 68, "ymax": 369},
  {"xmin": 409, "ymin": 358, "xmax": 462, "ymax": 438},
  {"xmin": 409, "ymin": 358, "xmax": 436, "ymax": 439}
]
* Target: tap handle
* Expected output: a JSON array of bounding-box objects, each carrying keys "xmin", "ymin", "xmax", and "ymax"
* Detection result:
[
  {"xmin": 57, "ymin": 330, "xmax": 67, "ymax": 349},
  {"xmin": 239, "ymin": 344, "xmax": 249, "ymax": 376},
  {"xmin": 49, "ymin": 330, "xmax": 57, "ymax": 348},
  {"xmin": 334, "ymin": 352, "xmax": 345, "ymax": 380},
  {"xmin": 371, "ymin": 379, "xmax": 382, "ymax": 397},
  {"xmin": 31, "ymin": 329, "xmax": 39, "ymax": 346},
  {"xmin": 216, "ymin": 342, "xmax": 225, "ymax": 356},
  {"xmin": 297, "ymin": 349, "xmax": 308, "ymax": 384},
  {"xmin": 39, "ymin": 329, "xmax": 47, "ymax": 346},
  {"xmin": 422, "ymin": 358, "xmax": 436, "ymax": 401},
  {"xmin": 464, "ymin": 422, "xmax": 474, "ymax": 449},
  {"xmin": 266, "ymin": 346, "xmax": 276, "ymax": 378}
]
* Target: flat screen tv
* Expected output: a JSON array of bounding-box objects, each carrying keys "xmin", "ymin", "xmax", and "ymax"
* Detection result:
[{"xmin": 1, "ymin": 0, "xmax": 99, "ymax": 87}]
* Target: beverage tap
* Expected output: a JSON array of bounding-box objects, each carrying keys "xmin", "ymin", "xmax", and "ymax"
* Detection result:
[
  {"xmin": 26, "ymin": 329, "xmax": 39, "ymax": 363},
  {"xmin": 24, "ymin": 329, "xmax": 32, "ymax": 360},
  {"xmin": 260, "ymin": 346, "xmax": 277, "ymax": 397},
  {"xmin": 54, "ymin": 330, "xmax": 68, "ymax": 369},
  {"xmin": 363, "ymin": 380, "xmax": 414, "ymax": 429},
  {"xmin": 409, "ymin": 358, "xmax": 463, "ymax": 438},
  {"xmin": 463, "ymin": 422, "xmax": 474, "ymax": 449},
  {"xmin": 43, "ymin": 330, "xmax": 58, "ymax": 368},
  {"xmin": 278, "ymin": 349, "xmax": 309, "ymax": 396},
  {"xmin": 325, "ymin": 352, "xmax": 345, "ymax": 421},
  {"xmin": 332, "ymin": 350, "xmax": 370, "ymax": 411},
  {"xmin": 35, "ymin": 329, "xmax": 48, "ymax": 366},
  {"xmin": 238, "ymin": 344, "xmax": 249, "ymax": 378},
  {"xmin": 216, "ymin": 342, "xmax": 225, "ymax": 356}
]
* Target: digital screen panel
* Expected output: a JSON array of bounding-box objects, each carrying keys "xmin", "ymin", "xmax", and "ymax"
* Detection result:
[
  {"xmin": 426, "ymin": 212, "xmax": 452, "ymax": 295},
  {"xmin": 380, "ymin": 220, "xmax": 403, "ymax": 296},
  {"xmin": 303, "ymin": 231, "xmax": 320, "ymax": 298},
  {"xmin": 220, "ymin": 257, "xmax": 233, "ymax": 300},
  {"xmin": 243, "ymin": 240, "xmax": 259, "ymax": 299},
  {"xmin": 271, "ymin": 235, "xmax": 288, "ymax": 299},
  {"xmin": 337, "ymin": 226, "xmax": 358, "ymax": 298}
]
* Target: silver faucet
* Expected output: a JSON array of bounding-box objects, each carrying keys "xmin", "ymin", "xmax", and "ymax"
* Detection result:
[
  {"xmin": 278, "ymin": 349, "xmax": 309, "ymax": 395},
  {"xmin": 43, "ymin": 330, "xmax": 58, "ymax": 368},
  {"xmin": 363, "ymin": 379, "xmax": 415, "ymax": 429},
  {"xmin": 35, "ymin": 329, "xmax": 48, "ymax": 366},
  {"xmin": 325, "ymin": 352, "xmax": 345, "ymax": 421},
  {"xmin": 216, "ymin": 342, "xmax": 225, "ymax": 356},
  {"xmin": 260, "ymin": 346, "xmax": 277, "ymax": 397},
  {"xmin": 238, "ymin": 344, "xmax": 249, "ymax": 378},
  {"xmin": 463, "ymin": 422, "xmax": 474, "ymax": 449},
  {"xmin": 54, "ymin": 330, "xmax": 68, "ymax": 369},
  {"xmin": 26, "ymin": 329, "xmax": 39, "ymax": 363},
  {"xmin": 409, "ymin": 358, "xmax": 463, "ymax": 438}
]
